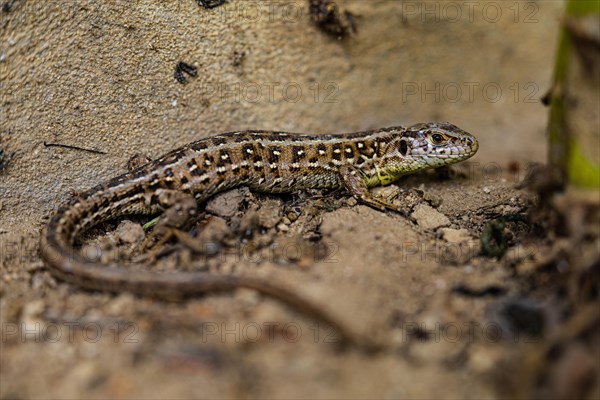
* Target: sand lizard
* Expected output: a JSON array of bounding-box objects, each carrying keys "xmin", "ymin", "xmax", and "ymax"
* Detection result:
[{"xmin": 39, "ymin": 122, "xmax": 478, "ymax": 348}]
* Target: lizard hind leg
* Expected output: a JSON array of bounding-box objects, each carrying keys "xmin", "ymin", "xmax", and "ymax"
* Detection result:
[{"xmin": 140, "ymin": 189, "xmax": 199, "ymax": 255}]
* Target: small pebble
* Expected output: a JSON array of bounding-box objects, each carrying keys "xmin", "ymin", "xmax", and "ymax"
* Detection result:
[
  {"xmin": 286, "ymin": 211, "xmax": 298, "ymax": 222},
  {"xmin": 411, "ymin": 204, "xmax": 450, "ymax": 230},
  {"xmin": 439, "ymin": 228, "xmax": 472, "ymax": 243},
  {"xmin": 115, "ymin": 220, "xmax": 144, "ymax": 244},
  {"xmin": 206, "ymin": 189, "xmax": 246, "ymax": 218},
  {"xmin": 22, "ymin": 299, "xmax": 45, "ymax": 319},
  {"xmin": 423, "ymin": 192, "xmax": 443, "ymax": 208},
  {"xmin": 346, "ymin": 197, "xmax": 358, "ymax": 207},
  {"xmin": 80, "ymin": 244, "xmax": 103, "ymax": 262},
  {"xmin": 106, "ymin": 293, "xmax": 136, "ymax": 315},
  {"xmin": 257, "ymin": 199, "xmax": 282, "ymax": 229}
]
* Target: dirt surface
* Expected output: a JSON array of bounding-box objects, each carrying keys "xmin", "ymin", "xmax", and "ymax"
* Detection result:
[{"xmin": 2, "ymin": 1, "xmax": 599, "ymax": 399}]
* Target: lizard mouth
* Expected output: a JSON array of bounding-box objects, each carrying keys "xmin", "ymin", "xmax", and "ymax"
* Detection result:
[
  {"xmin": 412, "ymin": 140, "xmax": 478, "ymax": 161},
  {"xmin": 441, "ymin": 136, "xmax": 479, "ymax": 160},
  {"xmin": 466, "ymin": 136, "xmax": 479, "ymax": 156}
]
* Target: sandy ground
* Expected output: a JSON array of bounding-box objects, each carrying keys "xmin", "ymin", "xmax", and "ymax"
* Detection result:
[{"xmin": 1, "ymin": 1, "xmax": 599, "ymax": 399}]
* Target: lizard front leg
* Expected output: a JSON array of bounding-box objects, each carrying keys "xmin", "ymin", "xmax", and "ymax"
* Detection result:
[{"xmin": 339, "ymin": 165, "xmax": 407, "ymax": 216}]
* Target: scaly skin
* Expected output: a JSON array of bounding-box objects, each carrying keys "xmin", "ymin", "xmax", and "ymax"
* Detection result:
[{"xmin": 39, "ymin": 122, "xmax": 478, "ymax": 349}]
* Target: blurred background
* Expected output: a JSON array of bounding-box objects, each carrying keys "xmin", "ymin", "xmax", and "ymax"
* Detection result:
[{"xmin": 1, "ymin": 1, "xmax": 598, "ymax": 399}]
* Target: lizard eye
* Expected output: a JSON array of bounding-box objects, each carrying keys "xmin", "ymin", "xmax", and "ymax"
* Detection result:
[
  {"xmin": 431, "ymin": 133, "xmax": 443, "ymax": 144},
  {"xmin": 399, "ymin": 139, "xmax": 408, "ymax": 156}
]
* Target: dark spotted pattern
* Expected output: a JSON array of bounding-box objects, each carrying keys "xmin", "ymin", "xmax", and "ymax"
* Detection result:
[
  {"xmin": 267, "ymin": 146, "xmax": 281, "ymax": 164},
  {"xmin": 291, "ymin": 146, "xmax": 306, "ymax": 163},
  {"xmin": 190, "ymin": 141, "xmax": 208, "ymax": 151}
]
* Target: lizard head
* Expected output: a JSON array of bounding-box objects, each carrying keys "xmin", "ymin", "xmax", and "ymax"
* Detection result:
[{"xmin": 376, "ymin": 122, "xmax": 478, "ymax": 184}]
